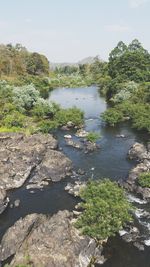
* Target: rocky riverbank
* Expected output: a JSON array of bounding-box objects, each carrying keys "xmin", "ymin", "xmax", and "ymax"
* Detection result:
[
  {"xmin": 0, "ymin": 132, "xmax": 106, "ymax": 267},
  {"xmin": 0, "ymin": 133, "xmax": 72, "ymax": 214},
  {"xmin": 124, "ymin": 142, "xmax": 150, "ymax": 200},
  {"xmin": 0, "ymin": 210, "xmax": 105, "ymax": 267}
]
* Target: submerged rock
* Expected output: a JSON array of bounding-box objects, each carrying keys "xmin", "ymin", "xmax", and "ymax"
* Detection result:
[
  {"xmin": 0, "ymin": 211, "xmax": 105, "ymax": 267},
  {"xmin": 84, "ymin": 141, "xmax": 100, "ymax": 153},
  {"xmin": 116, "ymin": 134, "xmax": 126, "ymax": 138},
  {"xmin": 64, "ymin": 134, "xmax": 72, "ymax": 139},
  {"xmin": 66, "ymin": 139, "xmax": 83, "ymax": 149},
  {"xmin": 14, "ymin": 199, "xmax": 20, "ymax": 208}
]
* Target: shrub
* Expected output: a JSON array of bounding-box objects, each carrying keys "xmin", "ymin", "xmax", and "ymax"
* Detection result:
[
  {"xmin": 55, "ymin": 107, "xmax": 84, "ymax": 126},
  {"xmin": 101, "ymin": 108, "xmax": 124, "ymax": 126},
  {"xmin": 3, "ymin": 111, "xmax": 26, "ymax": 128},
  {"xmin": 138, "ymin": 172, "xmax": 150, "ymax": 188},
  {"xmin": 13, "ymin": 84, "xmax": 40, "ymax": 112},
  {"xmin": 75, "ymin": 179, "xmax": 133, "ymax": 240},
  {"xmin": 37, "ymin": 120, "xmax": 59, "ymax": 133},
  {"xmin": 86, "ymin": 132, "xmax": 101, "ymax": 143},
  {"xmin": 32, "ymin": 99, "xmax": 59, "ymax": 118}
]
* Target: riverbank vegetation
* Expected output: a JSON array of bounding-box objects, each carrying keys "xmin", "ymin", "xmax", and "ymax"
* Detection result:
[
  {"xmin": 138, "ymin": 172, "xmax": 150, "ymax": 188},
  {"xmin": 75, "ymin": 179, "xmax": 133, "ymax": 240},
  {"xmin": 0, "ymin": 39, "xmax": 149, "ymax": 134},
  {"xmin": 0, "ymin": 80, "xmax": 83, "ymax": 134},
  {"xmin": 100, "ymin": 40, "xmax": 150, "ymax": 132}
]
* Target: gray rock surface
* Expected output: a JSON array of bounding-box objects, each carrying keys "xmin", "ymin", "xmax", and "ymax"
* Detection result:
[
  {"xmin": 0, "ymin": 133, "xmax": 72, "ymax": 212},
  {"xmin": 0, "ymin": 211, "xmax": 105, "ymax": 267},
  {"xmin": 124, "ymin": 143, "xmax": 150, "ymax": 200},
  {"xmin": 65, "ymin": 181, "xmax": 87, "ymax": 197}
]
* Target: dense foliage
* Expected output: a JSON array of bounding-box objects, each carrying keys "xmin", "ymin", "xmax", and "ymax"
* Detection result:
[
  {"xmin": 0, "ymin": 43, "xmax": 49, "ymax": 77},
  {"xmin": 75, "ymin": 179, "xmax": 133, "ymax": 240},
  {"xmin": 0, "ymin": 81, "xmax": 84, "ymax": 133},
  {"xmin": 101, "ymin": 40, "xmax": 150, "ymax": 132},
  {"xmin": 138, "ymin": 172, "xmax": 150, "ymax": 188}
]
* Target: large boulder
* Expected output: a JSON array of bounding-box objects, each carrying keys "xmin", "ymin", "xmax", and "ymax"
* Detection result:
[
  {"xmin": 124, "ymin": 143, "xmax": 150, "ymax": 200},
  {"xmin": 0, "ymin": 133, "xmax": 72, "ymax": 212},
  {"xmin": 0, "ymin": 211, "xmax": 105, "ymax": 267},
  {"xmin": 128, "ymin": 143, "xmax": 149, "ymax": 161}
]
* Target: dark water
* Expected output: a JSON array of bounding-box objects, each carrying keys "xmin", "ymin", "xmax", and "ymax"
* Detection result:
[
  {"xmin": 49, "ymin": 86, "xmax": 150, "ymax": 267},
  {"xmin": 49, "ymin": 86, "xmax": 147, "ymax": 180},
  {"xmin": 0, "ymin": 86, "xmax": 150, "ymax": 266}
]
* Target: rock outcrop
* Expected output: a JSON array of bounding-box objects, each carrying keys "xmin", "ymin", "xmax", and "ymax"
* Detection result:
[
  {"xmin": 124, "ymin": 143, "xmax": 150, "ymax": 200},
  {"xmin": 0, "ymin": 211, "xmax": 105, "ymax": 267},
  {"xmin": 0, "ymin": 133, "xmax": 72, "ymax": 213}
]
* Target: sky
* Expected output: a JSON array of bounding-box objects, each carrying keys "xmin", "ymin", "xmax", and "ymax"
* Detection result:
[{"xmin": 0, "ymin": 0, "xmax": 150, "ymax": 62}]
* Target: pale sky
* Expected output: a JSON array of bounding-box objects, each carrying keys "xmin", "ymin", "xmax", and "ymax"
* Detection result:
[{"xmin": 0, "ymin": 0, "xmax": 150, "ymax": 62}]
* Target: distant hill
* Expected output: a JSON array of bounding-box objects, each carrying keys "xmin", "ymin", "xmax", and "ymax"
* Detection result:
[{"xmin": 50, "ymin": 55, "xmax": 102, "ymax": 70}]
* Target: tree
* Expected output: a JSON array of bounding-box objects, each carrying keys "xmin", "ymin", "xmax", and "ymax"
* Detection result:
[
  {"xmin": 108, "ymin": 40, "xmax": 150, "ymax": 82},
  {"xmin": 26, "ymin": 52, "xmax": 49, "ymax": 75}
]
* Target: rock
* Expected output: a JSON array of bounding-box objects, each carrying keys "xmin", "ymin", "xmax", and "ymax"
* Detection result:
[
  {"xmin": 66, "ymin": 139, "xmax": 83, "ymax": 149},
  {"xmin": 116, "ymin": 134, "xmax": 125, "ymax": 138},
  {"xmin": 0, "ymin": 189, "xmax": 9, "ymax": 214},
  {"xmin": 121, "ymin": 226, "xmax": 140, "ymax": 243},
  {"xmin": 64, "ymin": 134, "xmax": 72, "ymax": 139},
  {"xmin": 133, "ymin": 242, "xmax": 145, "ymax": 251},
  {"xmin": 124, "ymin": 143, "xmax": 150, "ymax": 200},
  {"xmin": 76, "ymin": 129, "xmax": 88, "ymax": 138},
  {"xmin": 61, "ymin": 125, "xmax": 70, "ymax": 131},
  {"xmin": 85, "ymin": 141, "xmax": 100, "ymax": 153},
  {"xmin": 128, "ymin": 143, "xmax": 149, "ymax": 161},
  {"xmin": 144, "ymin": 239, "xmax": 150, "ymax": 246},
  {"xmin": 73, "ymin": 210, "xmax": 82, "ymax": 216},
  {"xmin": 0, "ymin": 211, "xmax": 105, "ymax": 267},
  {"xmin": 14, "ymin": 199, "xmax": 20, "ymax": 208},
  {"xmin": 65, "ymin": 181, "xmax": 86, "ymax": 197},
  {"xmin": 0, "ymin": 213, "xmax": 40, "ymax": 262},
  {"xmin": 0, "ymin": 133, "xmax": 72, "ymax": 191},
  {"xmin": 66, "ymin": 121, "xmax": 75, "ymax": 128},
  {"xmin": 30, "ymin": 150, "xmax": 72, "ymax": 183},
  {"xmin": 77, "ymin": 169, "xmax": 86, "ymax": 175}
]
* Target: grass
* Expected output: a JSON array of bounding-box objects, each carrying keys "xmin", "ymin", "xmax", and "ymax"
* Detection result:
[{"xmin": 86, "ymin": 132, "xmax": 101, "ymax": 143}]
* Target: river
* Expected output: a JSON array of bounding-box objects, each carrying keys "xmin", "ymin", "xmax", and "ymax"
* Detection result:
[
  {"xmin": 0, "ymin": 86, "xmax": 150, "ymax": 267},
  {"xmin": 49, "ymin": 86, "xmax": 150, "ymax": 267}
]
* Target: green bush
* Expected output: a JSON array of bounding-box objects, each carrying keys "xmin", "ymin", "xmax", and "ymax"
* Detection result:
[
  {"xmin": 138, "ymin": 172, "xmax": 150, "ymax": 188},
  {"xmin": 37, "ymin": 120, "xmax": 59, "ymax": 133},
  {"xmin": 86, "ymin": 132, "xmax": 101, "ymax": 143},
  {"xmin": 101, "ymin": 108, "xmax": 124, "ymax": 126},
  {"xmin": 12, "ymin": 84, "xmax": 40, "ymax": 113},
  {"xmin": 55, "ymin": 107, "xmax": 84, "ymax": 126},
  {"xmin": 75, "ymin": 179, "xmax": 133, "ymax": 240},
  {"xmin": 32, "ymin": 99, "xmax": 59, "ymax": 118},
  {"xmin": 3, "ymin": 111, "xmax": 26, "ymax": 128}
]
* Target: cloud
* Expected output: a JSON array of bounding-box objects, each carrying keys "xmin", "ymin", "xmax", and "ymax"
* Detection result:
[
  {"xmin": 105, "ymin": 24, "xmax": 131, "ymax": 33},
  {"xmin": 129, "ymin": 0, "xmax": 149, "ymax": 8}
]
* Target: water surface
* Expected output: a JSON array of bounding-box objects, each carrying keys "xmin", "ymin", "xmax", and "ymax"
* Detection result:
[{"xmin": 0, "ymin": 86, "xmax": 150, "ymax": 267}]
